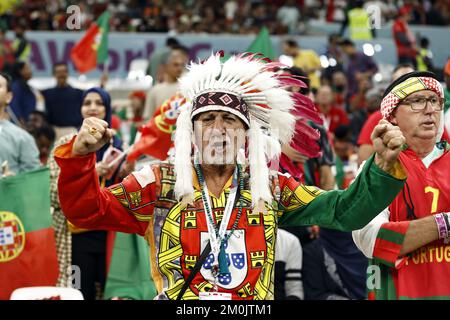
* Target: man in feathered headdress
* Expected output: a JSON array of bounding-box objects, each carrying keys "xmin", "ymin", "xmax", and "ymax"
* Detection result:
[{"xmin": 54, "ymin": 53, "xmax": 407, "ymax": 300}]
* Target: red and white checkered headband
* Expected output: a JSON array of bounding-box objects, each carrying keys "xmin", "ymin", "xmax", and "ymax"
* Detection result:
[{"xmin": 381, "ymin": 71, "xmax": 443, "ymax": 119}]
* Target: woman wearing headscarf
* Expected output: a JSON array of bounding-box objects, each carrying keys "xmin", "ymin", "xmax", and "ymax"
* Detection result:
[{"xmin": 48, "ymin": 87, "xmax": 123, "ymax": 299}]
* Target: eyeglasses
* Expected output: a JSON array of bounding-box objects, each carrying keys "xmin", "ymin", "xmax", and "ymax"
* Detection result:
[{"xmin": 399, "ymin": 96, "xmax": 444, "ymax": 111}]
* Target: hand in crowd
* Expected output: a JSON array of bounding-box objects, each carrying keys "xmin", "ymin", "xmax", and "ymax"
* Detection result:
[
  {"xmin": 72, "ymin": 117, "xmax": 114, "ymax": 157},
  {"xmin": 372, "ymin": 119, "xmax": 406, "ymax": 174},
  {"xmin": 1, "ymin": 160, "xmax": 15, "ymax": 178}
]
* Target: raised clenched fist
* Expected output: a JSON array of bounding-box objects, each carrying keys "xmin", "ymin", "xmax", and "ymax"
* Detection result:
[
  {"xmin": 72, "ymin": 117, "xmax": 114, "ymax": 157},
  {"xmin": 371, "ymin": 119, "xmax": 406, "ymax": 173}
]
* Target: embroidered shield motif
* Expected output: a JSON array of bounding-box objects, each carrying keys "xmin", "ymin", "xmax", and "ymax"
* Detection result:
[{"xmin": 199, "ymin": 230, "xmax": 247, "ymax": 289}]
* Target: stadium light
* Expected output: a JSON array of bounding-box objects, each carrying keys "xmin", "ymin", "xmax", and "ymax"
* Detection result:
[
  {"xmin": 363, "ymin": 43, "xmax": 375, "ymax": 57},
  {"xmin": 329, "ymin": 58, "xmax": 337, "ymax": 67},
  {"xmin": 320, "ymin": 55, "xmax": 329, "ymax": 68},
  {"xmin": 374, "ymin": 73, "xmax": 383, "ymax": 82},
  {"xmin": 144, "ymin": 75, "xmax": 153, "ymax": 86},
  {"xmin": 278, "ymin": 55, "xmax": 294, "ymax": 67}
]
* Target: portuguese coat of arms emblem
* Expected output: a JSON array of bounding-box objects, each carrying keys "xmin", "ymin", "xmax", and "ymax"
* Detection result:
[{"xmin": 0, "ymin": 211, "xmax": 25, "ymax": 263}]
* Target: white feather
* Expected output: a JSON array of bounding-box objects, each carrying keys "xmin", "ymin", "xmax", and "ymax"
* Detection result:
[
  {"xmin": 265, "ymin": 88, "xmax": 294, "ymax": 112},
  {"xmin": 174, "ymin": 107, "xmax": 194, "ymax": 203},
  {"xmin": 248, "ymin": 118, "xmax": 272, "ymax": 209},
  {"xmin": 269, "ymin": 109, "xmax": 295, "ymax": 143},
  {"xmin": 264, "ymin": 134, "xmax": 282, "ymax": 161}
]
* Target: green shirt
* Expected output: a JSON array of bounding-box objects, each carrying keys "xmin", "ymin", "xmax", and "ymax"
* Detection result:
[{"xmin": 280, "ymin": 154, "xmax": 405, "ymax": 231}]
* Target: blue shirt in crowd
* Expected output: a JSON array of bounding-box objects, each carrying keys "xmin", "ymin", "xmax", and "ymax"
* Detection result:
[
  {"xmin": 42, "ymin": 85, "xmax": 83, "ymax": 127},
  {"xmin": 10, "ymin": 80, "xmax": 36, "ymax": 123},
  {"xmin": 0, "ymin": 119, "xmax": 40, "ymax": 174}
]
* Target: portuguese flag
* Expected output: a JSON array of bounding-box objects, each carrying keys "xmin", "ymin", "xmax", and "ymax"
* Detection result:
[
  {"xmin": 127, "ymin": 94, "xmax": 187, "ymax": 162},
  {"xmin": 0, "ymin": 168, "xmax": 58, "ymax": 299},
  {"xmin": 104, "ymin": 232, "xmax": 157, "ymax": 300},
  {"xmin": 70, "ymin": 11, "xmax": 110, "ymax": 73}
]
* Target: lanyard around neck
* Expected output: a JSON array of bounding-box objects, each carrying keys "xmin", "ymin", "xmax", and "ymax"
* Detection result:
[{"xmin": 197, "ymin": 165, "xmax": 239, "ymax": 258}]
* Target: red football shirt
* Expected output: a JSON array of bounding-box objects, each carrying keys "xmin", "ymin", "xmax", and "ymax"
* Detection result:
[
  {"xmin": 388, "ymin": 149, "xmax": 450, "ymax": 299},
  {"xmin": 357, "ymin": 111, "xmax": 382, "ymax": 146},
  {"xmin": 321, "ymin": 106, "xmax": 349, "ymax": 133}
]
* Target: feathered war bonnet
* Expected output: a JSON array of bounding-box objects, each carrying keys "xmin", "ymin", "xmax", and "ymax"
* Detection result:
[{"xmin": 174, "ymin": 52, "xmax": 322, "ymax": 212}]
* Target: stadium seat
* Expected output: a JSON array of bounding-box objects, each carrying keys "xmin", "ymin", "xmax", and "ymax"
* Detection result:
[{"xmin": 10, "ymin": 287, "xmax": 84, "ymax": 300}]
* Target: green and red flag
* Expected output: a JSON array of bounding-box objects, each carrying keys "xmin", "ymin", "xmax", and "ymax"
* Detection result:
[
  {"xmin": 127, "ymin": 94, "xmax": 186, "ymax": 162},
  {"xmin": 0, "ymin": 168, "xmax": 58, "ymax": 300},
  {"xmin": 104, "ymin": 232, "xmax": 157, "ymax": 300},
  {"xmin": 70, "ymin": 11, "xmax": 110, "ymax": 73}
]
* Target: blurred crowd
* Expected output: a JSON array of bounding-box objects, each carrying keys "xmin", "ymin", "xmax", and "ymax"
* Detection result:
[
  {"xmin": 1, "ymin": 0, "xmax": 448, "ymax": 36},
  {"xmin": 0, "ymin": 0, "xmax": 449, "ymax": 301},
  {"xmin": 1, "ymin": 29, "xmax": 449, "ymax": 299}
]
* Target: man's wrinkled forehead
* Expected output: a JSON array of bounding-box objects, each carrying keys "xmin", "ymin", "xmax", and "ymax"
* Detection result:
[
  {"xmin": 193, "ymin": 110, "xmax": 248, "ymax": 128},
  {"xmin": 404, "ymin": 89, "xmax": 439, "ymax": 100},
  {"xmin": 195, "ymin": 110, "xmax": 233, "ymax": 118}
]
